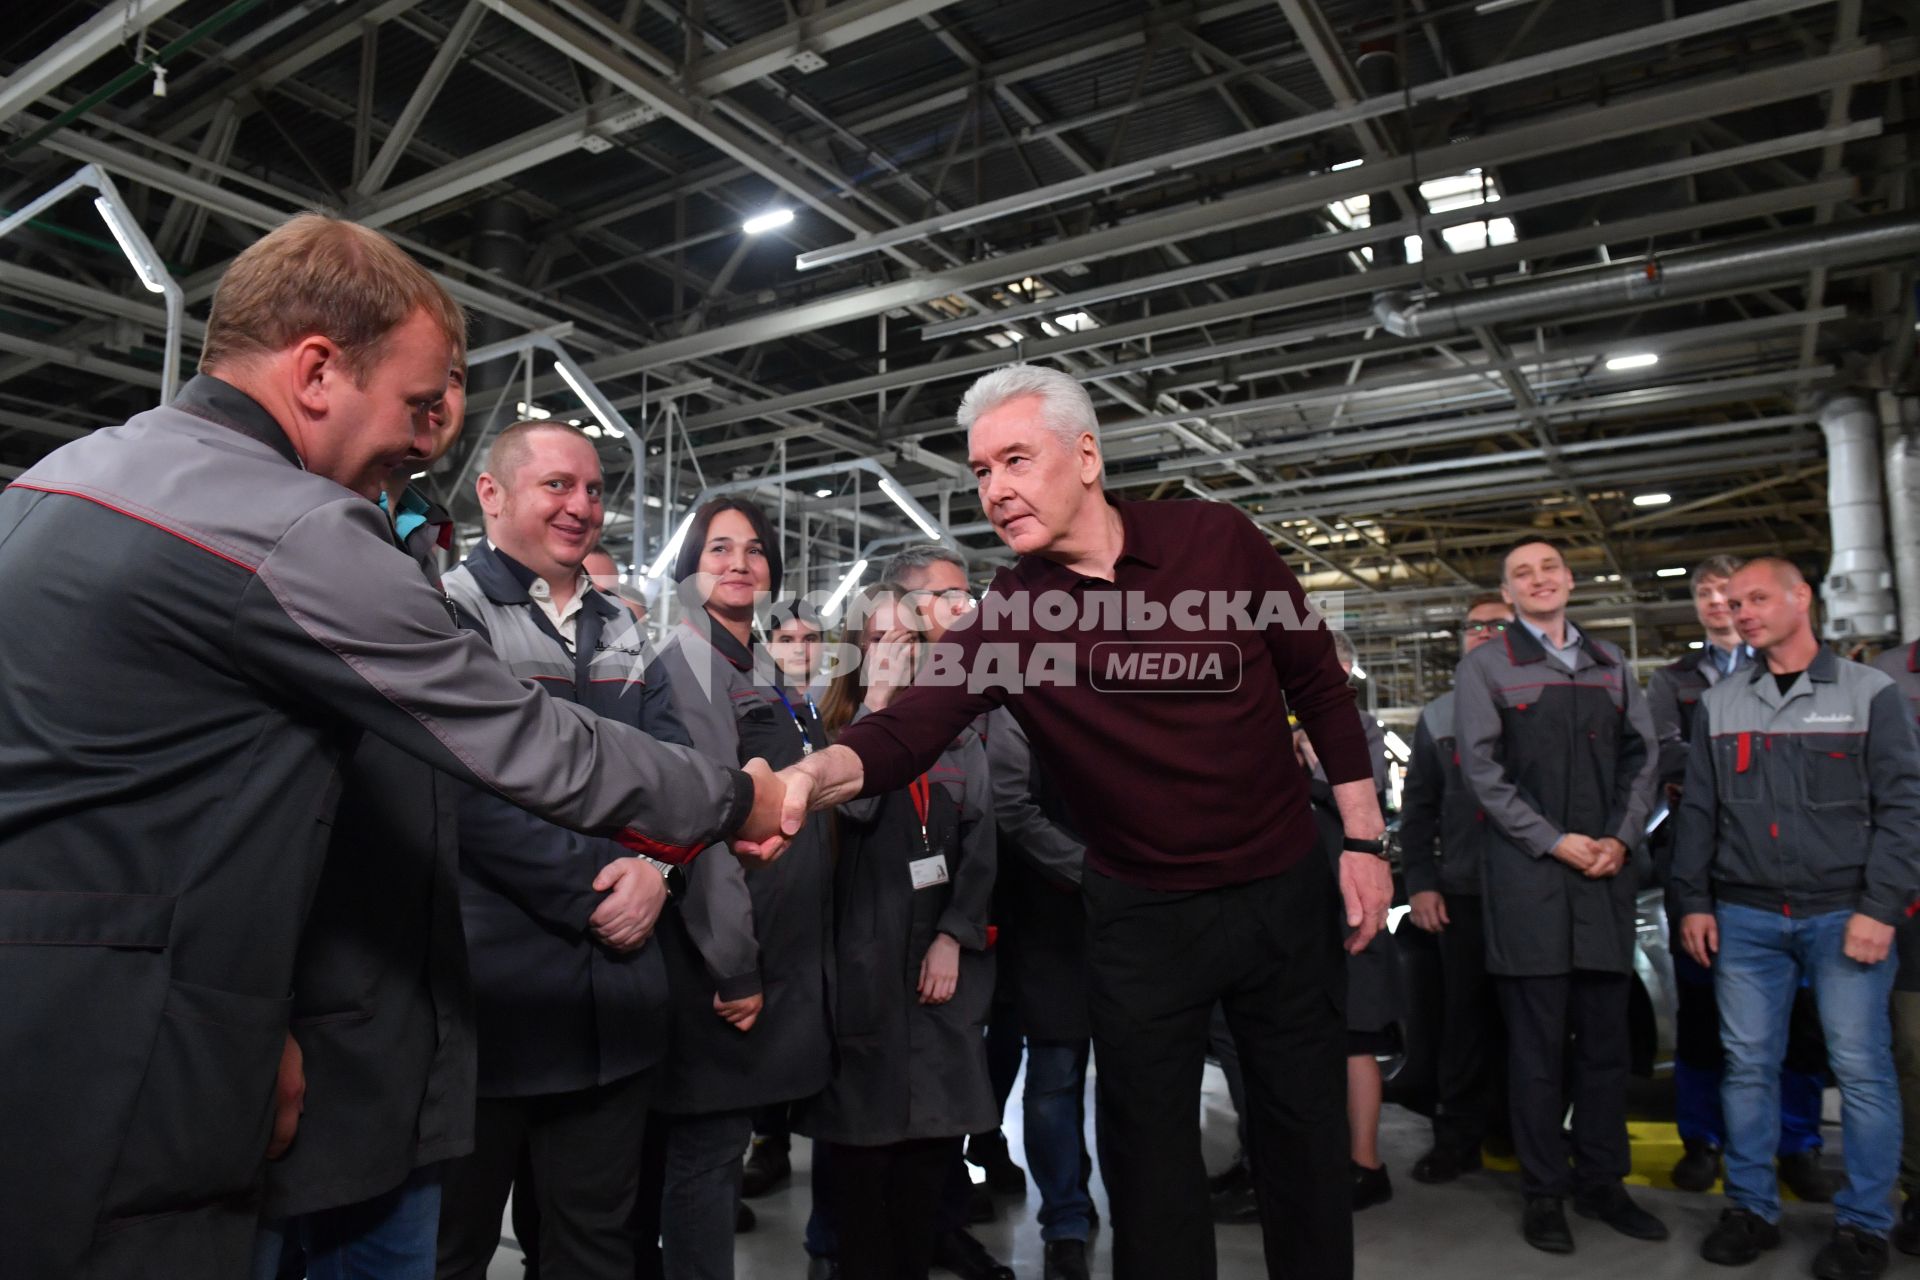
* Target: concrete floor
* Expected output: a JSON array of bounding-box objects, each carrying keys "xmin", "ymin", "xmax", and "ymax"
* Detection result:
[{"xmin": 480, "ymin": 1064, "xmax": 1888, "ymax": 1280}]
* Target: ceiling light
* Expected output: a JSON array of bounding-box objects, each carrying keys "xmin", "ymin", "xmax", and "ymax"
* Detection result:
[
  {"xmin": 814, "ymin": 487, "xmax": 833, "ymax": 499},
  {"xmin": 878, "ymin": 476, "xmax": 941, "ymax": 539},
  {"xmin": 742, "ymin": 208, "xmax": 795, "ymax": 235},
  {"xmin": 1605, "ymin": 352, "xmax": 1659, "ymax": 371},
  {"xmin": 1330, "ymin": 158, "xmax": 1365, "ymax": 172},
  {"xmin": 1632, "ymin": 492, "xmax": 1672, "ymax": 507},
  {"xmin": 94, "ymin": 196, "xmax": 165, "ymax": 293},
  {"xmin": 1689, "ymin": 640, "xmax": 1705, "ymax": 650},
  {"xmin": 1657, "ymin": 566, "xmax": 1687, "ymax": 578},
  {"xmin": 554, "ymin": 361, "xmax": 623, "ymax": 438},
  {"xmin": 823, "ymin": 559, "xmax": 869, "ymax": 619},
  {"xmin": 1475, "ymin": 0, "xmax": 1533, "ymax": 11},
  {"xmin": 1349, "ymin": 660, "xmax": 1367, "ymax": 681},
  {"xmin": 646, "ymin": 510, "xmax": 699, "ymax": 579}
]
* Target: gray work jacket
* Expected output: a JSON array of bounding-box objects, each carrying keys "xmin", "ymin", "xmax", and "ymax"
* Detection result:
[
  {"xmin": 0, "ymin": 380, "xmax": 750, "ymax": 1279},
  {"xmin": 651, "ymin": 605, "xmax": 835, "ymax": 1114},
  {"xmin": 1453, "ymin": 622, "xmax": 1657, "ymax": 976},
  {"xmin": 1400, "ymin": 690, "xmax": 1492, "ymax": 899},
  {"xmin": 1869, "ymin": 640, "xmax": 1920, "ymax": 991},
  {"xmin": 1671, "ymin": 646, "xmax": 1920, "ymax": 927}
]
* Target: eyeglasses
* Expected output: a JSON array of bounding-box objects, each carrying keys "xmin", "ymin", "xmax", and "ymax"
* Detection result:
[
  {"xmin": 902, "ymin": 588, "xmax": 977, "ymax": 610},
  {"xmin": 1463, "ymin": 621, "xmax": 1510, "ymax": 635}
]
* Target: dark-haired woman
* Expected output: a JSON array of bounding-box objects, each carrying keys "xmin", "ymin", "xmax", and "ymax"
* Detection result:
[
  {"xmin": 801, "ymin": 586, "xmax": 997, "ymax": 1280},
  {"xmin": 649, "ymin": 499, "xmax": 834, "ymax": 1280}
]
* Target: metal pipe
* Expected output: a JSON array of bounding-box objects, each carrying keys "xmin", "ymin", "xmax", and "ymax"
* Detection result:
[
  {"xmin": 1374, "ymin": 213, "xmax": 1920, "ymax": 339},
  {"xmin": 1817, "ymin": 394, "xmax": 1897, "ymax": 642},
  {"xmin": 1884, "ymin": 395, "xmax": 1920, "ymax": 640}
]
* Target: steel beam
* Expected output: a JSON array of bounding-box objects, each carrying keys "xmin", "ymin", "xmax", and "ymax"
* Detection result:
[
  {"xmin": 792, "ymin": 0, "xmax": 1842, "ymax": 270},
  {"xmin": 354, "ymin": 0, "xmax": 484, "ymax": 197},
  {"xmin": 0, "ymin": 0, "xmax": 197, "ymax": 129}
]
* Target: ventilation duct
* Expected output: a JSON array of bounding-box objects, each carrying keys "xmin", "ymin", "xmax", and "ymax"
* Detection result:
[
  {"xmin": 1884, "ymin": 395, "xmax": 1920, "ymax": 641},
  {"xmin": 1371, "ymin": 212, "xmax": 1920, "ymax": 339},
  {"xmin": 1819, "ymin": 394, "xmax": 1898, "ymax": 643}
]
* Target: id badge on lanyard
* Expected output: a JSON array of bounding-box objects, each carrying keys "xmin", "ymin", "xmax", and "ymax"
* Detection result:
[
  {"xmin": 773, "ymin": 686, "xmax": 815, "ymax": 756},
  {"xmin": 907, "ymin": 774, "xmax": 949, "ymax": 889}
]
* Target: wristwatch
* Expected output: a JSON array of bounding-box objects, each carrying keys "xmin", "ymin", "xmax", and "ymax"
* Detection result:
[
  {"xmin": 1341, "ymin": 836, "xmax": 1387, "ymax": 857},
  {"xmin": 639, "ymin": 855, "xmax": 687, "ymax": 902}
]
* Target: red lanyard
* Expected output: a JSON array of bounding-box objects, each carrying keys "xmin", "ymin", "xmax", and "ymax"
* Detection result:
[{"xmin": 908, "ymin": 774, "xmax": 932, "ymax": 852}]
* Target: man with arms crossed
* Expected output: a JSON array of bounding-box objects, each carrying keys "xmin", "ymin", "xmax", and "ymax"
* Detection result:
[{"xmin": 749, "ymin": 364, "xmax": 1391, "ymax": 1280}]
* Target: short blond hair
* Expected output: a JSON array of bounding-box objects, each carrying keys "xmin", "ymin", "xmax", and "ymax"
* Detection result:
[{"xmin": 200, "ymin": 212, "xmax": 466, "ymax": 382}]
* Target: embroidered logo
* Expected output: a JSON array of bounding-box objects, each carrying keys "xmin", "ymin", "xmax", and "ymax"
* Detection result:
[{"xmin": 1802, "ymin": 711, "xmax": 1854, "ymax": 724}]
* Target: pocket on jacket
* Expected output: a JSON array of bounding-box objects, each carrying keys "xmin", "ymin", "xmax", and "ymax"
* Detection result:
[
  {"xmin": 100, "ymin": 980, "xmax": 292, "ymax": 1220},
  {"xmin": 1800, "ymin": 738, "xmax": 1867, "ymax": 808},
  {"xmin": 1714, "ymin": 734, "xmax": 1765, "ymax": 804}
]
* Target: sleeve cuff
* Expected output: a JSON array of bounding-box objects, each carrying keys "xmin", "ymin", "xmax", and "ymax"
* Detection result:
[
  {"xmin": 718, "ymin": 768, "xmax": 754, "ymax": 841},
  {"xmin": 1674, "ymin": 893, "xmax": 1715, "ymax": 918},
  {"xmin": 713, "ymin": 969, "xmax": 762, "ymax": 1002},
  {"xmin": 1858, "ymin": 896, "xmax": 1904, "ymax": 927},
  {"xmin": 937, "ymin": 913, "xmax": 986, "ymax": 951},
  {"xmin": 1403, "ymin": 867, "xmax": 1439, "ymax": 896}
]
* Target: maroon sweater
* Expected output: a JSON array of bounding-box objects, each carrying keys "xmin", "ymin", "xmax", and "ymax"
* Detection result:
[{"xmin": 836, "ymin": 498, "xmax": 1371, "ymax": 891}]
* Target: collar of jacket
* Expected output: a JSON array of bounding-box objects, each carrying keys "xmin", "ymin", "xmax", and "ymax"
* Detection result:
[
  {"xmin": 1501, "ymin": 616, "xmax": 1616, "ymax": 668},
  {"xmin": 676, "ymin": 600, "xmax": 755, "ymax": 671},
  {"xmin": 1008, "ymin": 495, "xmax": 1163, "ymax": 592},
  {"xmin": 172, "ymin": 373, "xmax": 304, "ymax": 468},
  {"xmin": 462, "ymin": 541, "xmax": 617, "ymax": 623},
  {"xmin": 1745, "ymin": 644, "xmax": 1839, "ymax": 686}
]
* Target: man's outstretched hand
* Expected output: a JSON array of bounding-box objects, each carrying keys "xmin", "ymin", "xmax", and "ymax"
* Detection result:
[{"xmin": 732, "ymin": 746, "xmax": 864, "ymax": 864}]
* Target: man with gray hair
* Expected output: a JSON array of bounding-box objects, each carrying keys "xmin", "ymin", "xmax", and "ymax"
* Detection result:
[{"xmin": 751, "ymin": 363, "xmax": 1391, "ymax": 1280}]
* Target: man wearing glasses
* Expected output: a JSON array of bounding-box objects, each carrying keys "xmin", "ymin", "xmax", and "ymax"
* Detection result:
[
  {"xmin": 1400, "ymin": 591, "xmax": 1514, "ymax": 1185},
  {"xmin": 1649, "ymin": 556, "xmax": 1835, "ymax": 1203}
]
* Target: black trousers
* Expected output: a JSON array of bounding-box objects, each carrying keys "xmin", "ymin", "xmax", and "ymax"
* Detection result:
[
  {"xmin": 825, "ymin": 1138, "xmax": 958, "ymax": 1280},
  {"xmin": 1497, "ymin": 972, "xmax": 1631, "ymax": 1200},
  {"xmin": 1433, "ymin": 894, "xmax": 1507, "ymax": 1149},
  {"xmin": 436, "ymin": 1070, "xmax": 652, "ymax": 1280},
  {"xmin": 1085, "ymin": 855, "xmax": 1349, "ymax": 1280}
]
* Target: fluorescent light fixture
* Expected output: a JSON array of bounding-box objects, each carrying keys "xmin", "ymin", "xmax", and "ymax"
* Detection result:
[
  {"xmin": 554, "ymin": 361, "xmax": 623, "ymax": 439},
  {"xmin": 1657, "ymin": 566, "xmax": 1687, "ymax": 578},
  {"xmin": 410, "ymin": 470, "xmax": 427, "ymax": 480},
  {"xmin": 814, "ymin": 487, "xmax": 833, "ymax": 498},
  {"xmin": 1349, "ymin": 660, "xmax": 1367, "ymax": 681},
  {"xmin": 1383, "ymin": 730, "xmax": 1412, "ymax": 763},
  {"xmin": 878, "ymin": 476, "xmax": 940, "ymax": 539},
  {"xmin": 1632, "ymin": 492, "xmax": 1672, "ymax": 507},
  {"xmin": 823, "ymin": 558, "xmax": 869, "ymax": 619},
  {"xmin": 1475, "ymin": 0, "xmax": 1532, "ymax": 11},
  {"xmin": 742, "ymin": 208, "xmax": 795, "ymax": 235},
  {"xmin": 94, "ymin": 196, "xmax": 164, "ymax": 293},
  {"xmin": 1689, "ymin": 640, "xmax": 1705, "ymax": 649},
  {"xmin": 1605, "ymin": 352, "xmax": 1659, "ymax": 371},
  {"xmin": 581, "ymin": 423, "xmax": 602, "ymax": 439},
  {"xmin": 646, "ymin": 510, "xmax": 699, "ymax": 579},
  {"xmin": 1330, "ymin": 158, "xmax": 1366, "ymax": 171},
  {"xmin": 516, "ymin": 401, "xmax": 551, "ymax": 420}
]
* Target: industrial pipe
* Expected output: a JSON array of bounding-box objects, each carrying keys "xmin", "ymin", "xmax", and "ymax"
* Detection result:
[
  {"xmin": 1372, "ymin": 212, "xmax": 1920, "ymax": 339},
  {"xmin": 1883, "ymin": 395, "xmax": 1920, "ymax": 640},
  {"xmin": 1818, "ymin": 393, "xmax": 1898, "ymax": 643}
]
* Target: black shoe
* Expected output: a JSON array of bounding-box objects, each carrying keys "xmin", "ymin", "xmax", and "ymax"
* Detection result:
[
  {"xmin": 1209, "ymin": 1182, "xmax": 1260, "ymax": 1225},
  {"xmin": 1523, "ymin": 1196, "xmax": 1574, "ymax": 1254},
  {"xmin": 1672, "ymin": 1139, "xmax": 1724, "ymax": 1193},
  {"xmin": 1778, "ymin": 1150, "xmax": 1840, "ymax": 1204},
  {"xmin": 805, "ymin": 1256, "xmax": 839, "ymax": 1280},
  {"xmin": 1811, "ymin": 1225, "xmax": 1892, "ymax": 1280},
  {"xmin": 1894, "ymin": 1197, "xmax": 1920, "ymax": 1257},
  {"xmin": 1700, "ymin": 1208, "xmax": 1782, "ymax": 1267},
  {"xmin": 734, "ymin": 1201, "xmax": 755, "ymax": 1234},
  {"xmin": 1411, "ymin": 1143, "xmax": 1482, "ymax": 1185},
  {"xmin": 1352, "ymin": 1161, "xmax": 1393, "ymax": 1211},
  {"xmin": 934, "ymin": 1229, "xmax": 1015, "ymax": 1280},
  {"xmin": 741, "ymin": 1137, "xmax": 791, "ymax": 1198},
  {"xmin": 1043, "ymin": 1239, "xmax": 1090, "ymax": 1280},
  {"xmin": 1208, "ymin": 1155, "xmax": 1251, "ymax": 1196},
  {"xmin": 966, "ymin": 1130, "xmax": 1028, "ymax": 1196},
  {"xmin": 1573, "ymin": 1183, "xmax": 1669, "ymax": 1242},
  {"xmin": 966, "ymin": 1180, "xmax": 996, "ymax": 1224}
]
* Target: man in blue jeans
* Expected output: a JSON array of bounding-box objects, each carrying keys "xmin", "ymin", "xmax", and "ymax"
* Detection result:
[{"xmin": 1674, "ymin": 558, "xmax": 1920, "ymax": 1280}]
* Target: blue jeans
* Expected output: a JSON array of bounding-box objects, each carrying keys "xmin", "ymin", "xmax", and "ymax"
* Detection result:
[
  {"xmin": 1673, "ymin": 941, "xmax": 1825, "ymax": 1154},
  {"xmin": 253, "ymin": 1164, "xmax": 442, "ymax": 1280},
  {"xmin": 1716, "ymin": 904, "xmax": 1900, "ymax": 1234},
  {"xmin": 1024, "ymin": 1039, "xmax": 1095, "ymax": 1243}
]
